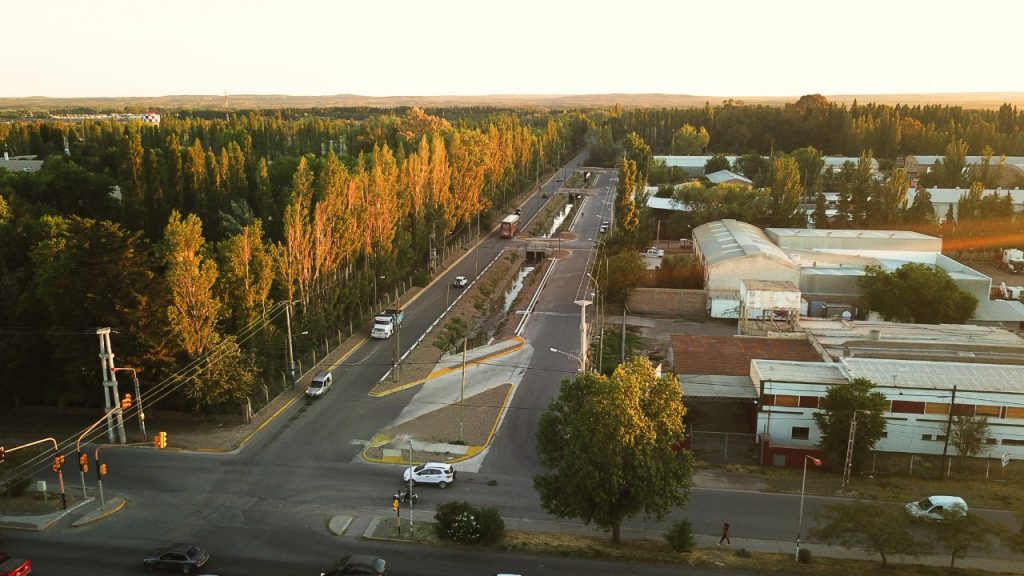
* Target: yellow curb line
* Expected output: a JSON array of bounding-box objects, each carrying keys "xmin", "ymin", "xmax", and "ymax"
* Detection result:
[
  {"xmin": 361, "ymin": 381, "xmax": 516, "ymax": 465},
  {"xmin": 196, "ymin": 337, "xmax": 370, "ymax": 453},
  {"xmin": 368, "ymin": 337, "xmax": 525, "ymax": 398},
  {"xmin": 73, "ymin": 497, "xmax": 128, "ymax": 527}
]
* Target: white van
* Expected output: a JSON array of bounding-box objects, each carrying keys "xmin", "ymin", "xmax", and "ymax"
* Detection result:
[
  {"xmin": 905, "ymin": 495, "xmax": 967, "ymax": 520},
  {"xmin": 306, "ymin": 371, "xmax": 333, "ymax": 398}
]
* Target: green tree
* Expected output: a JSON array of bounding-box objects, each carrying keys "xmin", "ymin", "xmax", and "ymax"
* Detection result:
[
  {"xmin": 615, "ymin": 159, "xmax": 640, "ymax": 238},
  {"xmin": 812, "ymin": 378, "xmax": 888, "ymax": 473},
  {"xmin": 857, "ymin": 263, "xmax": 979, "ymax": 324},
  {"xmin": 704, "ymin": 154, "xmax": 731, "ymax": 174},
  {"xmin": 433, "ymin": 316, "xmax": 469, "ymax": 355},
  {"xmin": 534, "ymin": 357, "xmax": 694, "ymax": 544},
  {"xmin": 905, "ymin": 185, "xmax": 937, "ymax": 232},
  {"xmin": 949, "ymin": 416, "xmax": 990, "ymax": 470},
  {"xmin": 936, "ymin": 139, "xmax": 969, "ymax": 188},
  {"xmin": 924, "ymin": 509, "xmax": 994, "ymax": 570},
  {"xmin": 812, "ymin": 502, "xmax": 921, "ymax": 566},
  {"xmin": 162, "ymin": 210, "xmax": 221, "ymax": 358},
  {"xmin": 766, "ymin": 155, "xmax": 805, "ymax": 227},
  {"xmin": 671, "ymin": 124, "xmax": 709, "ymax": 155},
  {"xmin": 604, "ymin": 250, "xmax": 645, "ymax": 305},
  {"xmin": 812, "ymin": 192, "xmax": 830, "ymax": 229},
  {"xmin": 792, "ymin": 146, "xmax": 824, "ymax": 199}
]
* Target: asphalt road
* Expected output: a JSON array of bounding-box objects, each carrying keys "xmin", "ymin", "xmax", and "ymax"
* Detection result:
[{"xmin": 7, "ymin": 156, "xmax": 1019, "ymax": 573}]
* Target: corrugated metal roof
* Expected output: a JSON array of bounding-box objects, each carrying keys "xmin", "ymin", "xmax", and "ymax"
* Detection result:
[
  {"xmin": 907, "ymin": 155, "xmax": 1024, "ymax": 167},
  {"xmin": 646, "ymin": 196, "xmax": 693, "ymax": 212},
  {"xmin": 706, "ymin": 169, "xmax": 752, "ymax": 185},
  {"xmin": 693, "ymin": 219, "xmax": 797, "ymax": 268},
  {"xmin": 678, "ymin": 374, "xmax": 759, "ymax": 399},
  {"xmin": 972, "ymin": 299, "xmax": 1024, "ymax": 322},
  {"xmin": 673, "ymin": 334, "xmax": 823, "ymax": 377},
  {"xmin": 766, "ymin": 228, "xmax": 939, "ymax": 241},
  {"xmin": 841, "ymin": 357, "xmax": 1024, "ymax": 393},
  {"xmin": 906, "ymin": 187, "xmax": 1024, "ymax": 206},
  {"xmin": 751, "ymin": 359, "xmax": 848, "ymax": 384}
]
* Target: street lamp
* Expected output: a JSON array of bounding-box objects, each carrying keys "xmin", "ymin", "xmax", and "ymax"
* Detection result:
[
  {"xmin": 373, "ymin": 275, "xmax": 386, "ymax": 307},
  {"xmin": 550, "ymin": 347, "xmax": 584, "ymax": 373},
  {"xmin": 574, "ymin": 299, "xmax": 592, "ymax": 372},
  {"xmin": 796, "ymin": 455, "xmax": 823, "ymax": 561},
  {"xmin": 111, "ymin": 367, "xmax": 145, "ymax": 438},
  {"xmin": 587, "ymin": 273, "xmax": 603, "ymax": 373},
  {"xmin": 285, "ymin": 301, "xmax": 309, "ymax": 391}
]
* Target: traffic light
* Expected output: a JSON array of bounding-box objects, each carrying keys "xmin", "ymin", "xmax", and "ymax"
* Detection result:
[
  {"xmin": 154, "ymin": 431, "xmax": 167, "ymax": 449},
  {"xmin": 52, "ymin": 454, "xmax": 65, "ymax": 473},
  {"xmin": 78, "ymin": 452, "xmax": 89, "ymax": 473},
  {"xmin": 0, "ymin": 447, "xmax": 5, "ymax": 462},
  {"xmin": 98, "ymin": 463, "xmax": 108, "ymax": 478},
  {"xmin": 121, "ymin": 393, "xmax": 133, "ymax": 411}
]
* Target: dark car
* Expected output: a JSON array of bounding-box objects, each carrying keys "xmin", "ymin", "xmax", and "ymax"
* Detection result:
[
  {"xmin": 321, "ymin": 554, "xmax": 387, "ymax": 576},
  {"xmin": 143, "ymin": 543, "xmax": 209, "ymax": 573}
]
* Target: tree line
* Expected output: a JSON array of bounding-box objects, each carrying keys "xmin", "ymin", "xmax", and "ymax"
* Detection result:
[{"xmin": 0, "ymin": 107, "xmax": 584, "ymax": 413}]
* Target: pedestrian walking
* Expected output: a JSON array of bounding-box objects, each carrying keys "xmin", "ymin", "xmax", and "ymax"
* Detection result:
[{"xmin": 717, "ymin": 522, "xmax": 731, "ymax": 546}]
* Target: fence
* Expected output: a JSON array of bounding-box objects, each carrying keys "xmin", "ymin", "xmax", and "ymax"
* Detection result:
[{"xmin": 689, "ymin": 432, "xmax": 758, "ymax": 465}]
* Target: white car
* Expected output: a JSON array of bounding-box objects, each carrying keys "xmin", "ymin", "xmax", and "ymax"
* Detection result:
[
  {"xmin": 452, "ymin": 276, "xmax": 468, "ymax": 288},
  {"xmin": 905, "ymin": 495, "xmax": 967, "ymax": 520},
  {"xmin": 646, "ymin": 247, "xmax": 665, "ymax": 258},
  {"xmin": 402, "ymin": 462, "xmax": 456, "ymax": 488}
]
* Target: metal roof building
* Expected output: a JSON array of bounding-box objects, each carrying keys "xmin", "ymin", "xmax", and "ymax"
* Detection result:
[
  {"xmin": 905, "ymin": 187, "xmax": 1024, "ymax": 220},
  {"xmin": 765, "ymin": 228, "xmax": 942, "ymax": 252},
  {"xmin": 692, "ymin": 220, "xmax": 801, "ymax": 318}
]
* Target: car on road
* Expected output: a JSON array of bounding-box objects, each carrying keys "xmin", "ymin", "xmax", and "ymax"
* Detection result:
[
  {"xmin": 905, "ymin": 495, "xmax": 967, "ymax": 520},
  {"xmin": 599, "ymin": 222, "xmax": 609, "ymax": 233},
  {"xmin": 306, "ymin": 371, "xmax": 333, "ymax": 398},
  {"xmin": 321, "ymin": 554, "xmax": 387, "ymax": 576},
  {"xmin": 452, "ymin": 276, "xmax": 468, "ymax": 288},
  {"xmin": 143, "ymin": 543, "xmax": 210, "ymax": 573},
  {"xmin": 646, "ymin": 247, "xmax": 665, "ymax": 258},
  {"xmin": 402, "ymin": 461, "xmax": 456, "ymax": 488}
]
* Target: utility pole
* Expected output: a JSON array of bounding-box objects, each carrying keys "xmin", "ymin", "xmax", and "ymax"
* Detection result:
[
  {"xmin": 939, "ymin": 385, "xmax": 958, "ymax": 477},
  {"xmin": 392, "ymin": 295, "xmax": 402, "ymax": 383},
  {"xmin": 96, "ymin": 328, "xmax": 125, "ymax": 443},
  {"xmin": 841, "ymin": 410, "xmax": 872, "ymax": 491},
  {"xmin": 459, "ymin": 338, "xmax": 467, "ymax": 443},
  {"xmin": 285, "ymin": 302, "xmax": 297, "ymax": 390}
]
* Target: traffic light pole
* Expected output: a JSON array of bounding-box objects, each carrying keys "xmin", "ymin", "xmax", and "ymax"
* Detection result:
[
  {"xmin": 3, "ymin": 437, "xmax": 66, "ymax": 509},
  {"xmin": 76, "ymin": 406, "xmax": 121, "ymax": 500},
  {"xmin": 92, "ymin": 436, "xmax": 167, "ymax": 511}
]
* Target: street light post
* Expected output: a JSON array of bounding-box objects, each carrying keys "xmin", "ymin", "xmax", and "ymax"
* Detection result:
[
  {"xmin": 112, "ymin": 367, "xmax": 145, "ymax": 438},
  {"xmin": 796, "ymin": 455, "xmax": 823, "ymax": 561},
  {"xmin": 574, "ymin": 299, "xmax": 592, "ymax": 372},
  {"xmin": 549, "ymin": 347, "xmax": 584, "ymax": 373},
  {"xmin": 587, "ymin": 273, "xmax": 603, "ymax": 373}
]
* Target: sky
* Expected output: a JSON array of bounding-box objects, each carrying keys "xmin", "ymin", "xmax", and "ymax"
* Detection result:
[{"xmin": 5, "ymin": 0, "xmax": 1024, "ymax": 99}]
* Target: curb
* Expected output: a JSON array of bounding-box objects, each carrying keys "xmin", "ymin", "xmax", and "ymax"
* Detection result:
[
  {"xmin": 327, "ymin": 514, "xmax": 353, "ymax": 536},
  {"xmin": 369, "ymin": 337, "xmax": 525, "ymax": 398},
  {"xmin": 71, "ymin": 496, "xmax": 127, "ymax": 527}
]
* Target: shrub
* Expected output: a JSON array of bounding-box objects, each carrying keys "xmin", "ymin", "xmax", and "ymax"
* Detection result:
[
  {"xmin": 798, "ymin": 547, "xmax": 813, "ymax": 563},
  {"xmin": 476, "ymin": 506, "xmax": 506, "ymax": 545},
  {"xmin": 434, "ymin": 501, "xmax": 506, "ymax": 545},
  {"xmin": 449, "ymin": 510, "xmax": 482, "ymax": 543},
  {"xmin": 664, "ymin": 518, "xmax": 695, "ymax": 552},
  {"xmin": 434, "ymin": 501, "xmax": 475, "ymax": 539}
]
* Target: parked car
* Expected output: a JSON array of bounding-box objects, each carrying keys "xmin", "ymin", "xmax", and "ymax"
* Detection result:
[
  {"xmin": 142, "ymin": 543, "xmax": 210, "ymax": 573},
  {"xmin": 0, "ymin": 552, "xmax": 31, "ymax": 576},
  {"xmin": 646, "ymin": 247, "xmax": 665, "ymax": 258},
  {"xmin": 402, "ymin": 462, "xmax": 456, "ymax": 488},
  {"xmin": 452, "ymin": 276, "xmax": 468, "ymax": 288},
  {"xmin": 321, "ymin": 554, "xmax": 387, "ymax": 576},
  {"xmin": 306, "ymin": 371, "xmax": 333, "ymax": 398},
  {"xmin": 599, "ymin": 223, "xmax": 609, "ymax": 233},
  {"xmin": 905, "ymin": 495, "xmax": 968, "ymax": 520}
]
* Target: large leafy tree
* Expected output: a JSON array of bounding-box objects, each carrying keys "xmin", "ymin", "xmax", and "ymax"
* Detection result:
[
  {"xmin": 925, "ymin": 509, "xmax": 994, "ymax": 570},
  {"xmin": 949, "ymin": 416, "xmax": 990, "ymax": 470},
  {"xmin": 534, "ymin": 357, "xmax": 694, "ymax": 544},
  {"xmin": 812, "ymin": 378, "xmax": 888, "ymax": 473},
  {"xmin": 162, "ymin": 210, "xmax": 221, "ymax": 358},
  {"xmin": 766, "ymin": 155, "xmax": 805, "ymax": 227},
  {"xmin": 812, "ymin": 502, "xmax": 921, "ymax": 566},
  {"xmin": 671, "ymin": 124, "xmax": 709, "ymax": 155},
  {"xmin": 857, "ymin": 263, "xmax": 978, "ymax": 324},
  {"xmin": 614, "ymin": 159, "xmax": 640, "ymax": 238}
]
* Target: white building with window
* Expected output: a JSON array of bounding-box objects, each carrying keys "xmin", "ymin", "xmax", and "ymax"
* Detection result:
[{"xmin": 753, "ymin": 357, "xmax": 1024, "ymax": 467}]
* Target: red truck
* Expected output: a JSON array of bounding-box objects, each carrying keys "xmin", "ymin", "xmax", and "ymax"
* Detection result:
[{"xmin": 0, "ymin": 553, "xmax": 31, "ymax": 576}]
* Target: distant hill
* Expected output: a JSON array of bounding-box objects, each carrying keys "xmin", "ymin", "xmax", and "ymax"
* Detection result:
[{"xmin": 1, "ymin": 92, "xmax": 1022, "ymax": 112}]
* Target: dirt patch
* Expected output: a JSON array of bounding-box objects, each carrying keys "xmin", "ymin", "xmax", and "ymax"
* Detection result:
[{"xmin": 390, "ymin": 384, "xmax": 509, "ymax": 446}]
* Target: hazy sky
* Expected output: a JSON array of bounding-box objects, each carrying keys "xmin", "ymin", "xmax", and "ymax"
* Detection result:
[{"xmin": 6, "ymin": 0, "xmax": 1024, "ymax": 98}]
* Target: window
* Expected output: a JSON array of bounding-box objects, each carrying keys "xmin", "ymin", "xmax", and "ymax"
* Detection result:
[
  {"xmin": 925, "ymin": 403, "xmax": 950, "ymax": 415},
  {"xmin": 975, "ymin": 405, "xmax": 1000, "ymax": 417},
  {"xmin": 1006, "ymin": 407, "xmax": 1024, "ymax": 420},
  {"xmin": 921, "ymin": 434, "xmax": 932, "ymax": 441},
  {"xmin": 1003, "ymin": 438, "xmax": 1024, "ymax": 446},
  {"xmin": 799, "ymin": 396, "xmax": 819, "ymax": 409},
  {"xmin": 985, "ymin": 438, "xmax": 998, "ymax": 445},
  {"xmin": 935, "ymin": 435, "xmax": 946, "ymax": 442},
  {"xmin": 891, "ymin": 400, "xmax": 926, "ymax": 414},
  {"xmin": 775, "ymin": 395, "xmax": 799, "ymax": 407},
  {"xmin": 791, "ymin": 427, "xmax": 810, "ymax": 440}
]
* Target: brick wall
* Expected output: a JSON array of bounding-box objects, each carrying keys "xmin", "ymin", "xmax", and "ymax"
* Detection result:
[{"xmin": 628, "ymin": 288, "xmax": 708, "ymax": 318}]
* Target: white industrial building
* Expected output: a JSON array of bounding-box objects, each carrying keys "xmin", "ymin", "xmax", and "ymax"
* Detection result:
[
  {"xmin": 753, "ymin": 357, "xmax": 1024, "ymax": 466},
  {"xmin": 655, "ymin": 155, "xmax": 879, "ymax": 178},
  {"xmin": 692, "ymin": 220, "xmax": 801, "ymax": 318},
  {"xmin": 905, "ymin": 187, "xmax": 1024, "ymax": 220},
  {"xmin": 692, "ymin": 221, "xmax": 992, "ymax": 319}
]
